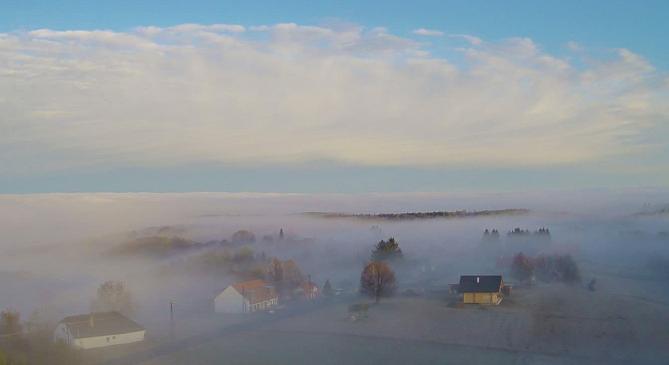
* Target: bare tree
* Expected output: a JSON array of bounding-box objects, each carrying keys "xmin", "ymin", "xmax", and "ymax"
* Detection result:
[
  {"xmin": 91, "ymin": 281, "xmax": 136, "ymax": 317},
  {"xmin": 360, "ymin": 261, "xmax": 397, "ymax": 303},
  {"xmin": 511, "ymin": 252, "xmax": 534, "ymax": 282}
]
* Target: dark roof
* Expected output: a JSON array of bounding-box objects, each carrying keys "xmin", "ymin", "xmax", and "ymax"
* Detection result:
[
  {"xmin": 60, "ymin": 312, "xmax": 144, "ymax": 339},
  {"xmin": 458, "ymin": 275, "xmax": 503, "ymax": 293}
]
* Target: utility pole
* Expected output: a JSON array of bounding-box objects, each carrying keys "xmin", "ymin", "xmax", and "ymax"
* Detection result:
[{"xmin": 169, "ymin": 301, "xmax": 175, "ymax": 341}]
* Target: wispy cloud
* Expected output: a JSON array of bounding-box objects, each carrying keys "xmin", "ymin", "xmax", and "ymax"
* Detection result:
[
  {"xmin": 0, "ymin": 23, "xmax": 667, "ymax": 176},
  {"xmin": 412, "ymin": 28, "xmax": 444, "ymax": 37},
  {"xmin": 449, "ymin": 33, "xmax": 482, "ymax": 45}
]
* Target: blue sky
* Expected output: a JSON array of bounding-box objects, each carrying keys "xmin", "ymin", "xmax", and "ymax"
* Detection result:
[{"xmin": 0, "ymin": 1, "xmax": 667, "ymax": 193}]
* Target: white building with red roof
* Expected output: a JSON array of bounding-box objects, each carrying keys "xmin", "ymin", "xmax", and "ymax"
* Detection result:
[{"xmin": 214, "ymin": 279, "xmax": 278, "ymax": 313}]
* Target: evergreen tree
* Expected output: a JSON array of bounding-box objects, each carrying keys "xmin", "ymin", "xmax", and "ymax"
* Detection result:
[
  {"xmin": 322, "ymin": 279, "xmax": 334, "ymax": 297},
  {"xmin": 371, "ymin": 237, "xmax": 403, "ymax": 261}
]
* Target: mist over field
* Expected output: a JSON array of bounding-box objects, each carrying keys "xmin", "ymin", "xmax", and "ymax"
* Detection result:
[
  {"xmin": 2, "ymin": 190, "xmax": 669, "ymax": 354},
  {"xmin": 2, "ymin": 1, "xmax": 669, "ymax": 363}
]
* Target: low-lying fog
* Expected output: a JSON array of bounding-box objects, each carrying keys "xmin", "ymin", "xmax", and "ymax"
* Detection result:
[{"xmin": 1, "ymin": 189, "xmax": 668, "ymax": 341}]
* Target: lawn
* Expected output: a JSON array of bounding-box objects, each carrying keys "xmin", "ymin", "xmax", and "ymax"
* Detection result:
[{"xmin": 140, "ymin": 330, "xmax": 565, "ymax": 365}]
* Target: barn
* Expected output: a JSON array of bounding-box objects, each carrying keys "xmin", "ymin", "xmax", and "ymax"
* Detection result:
[
  {"xmin": 53, "ymin": 311, "xmax": 145, "ymax": 349},
  {"xmin": 214, "ymin": 279, "xmax": 278, "ymax": 313},
  {"xmin": 458, "ymin": 275, "xmax": 504, "ymax": 305}
]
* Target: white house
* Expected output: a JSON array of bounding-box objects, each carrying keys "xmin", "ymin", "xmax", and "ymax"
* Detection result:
[
  {"xmin": 295, "ymin": 281, "xmax": 319, "ymax": 300},
  {"xmin": 54, "ymin": 311, "xmax": 145, "ymax": 350},
  {"xmin": 215, "ymin": 279, "xmax": 278, "ymax": 313}
]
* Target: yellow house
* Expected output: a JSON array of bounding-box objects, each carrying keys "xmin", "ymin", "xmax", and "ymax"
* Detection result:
[{"xmin": 459, "ymin": 275, "xmax": 504, "ymax": 305}]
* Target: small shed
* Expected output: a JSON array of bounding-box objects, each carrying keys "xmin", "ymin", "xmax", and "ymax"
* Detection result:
[{"xmin": 458, "ymin": 275, "xmax": 504, "ymax": 305}]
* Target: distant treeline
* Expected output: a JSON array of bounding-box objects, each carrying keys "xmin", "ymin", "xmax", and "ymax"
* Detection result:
[
  {"xmin": 304, "ymin": 208, "xmax": 529, "ymax": 220},
  {"xmin": 108, "ymin": 229, "xmax": 287, "ymax": 258},
  {"xmin": 633, "ymin": 206, "xmax": 669, "ymax": 217}
]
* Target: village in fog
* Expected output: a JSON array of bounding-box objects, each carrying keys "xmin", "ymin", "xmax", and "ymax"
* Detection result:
[
  {"xmin": 2, "ymin": 1, "xmax": 668, "ymax": 364},
  {"xmin": 1, "ymin": 191, "xmax": 668, "ymax": 364}
]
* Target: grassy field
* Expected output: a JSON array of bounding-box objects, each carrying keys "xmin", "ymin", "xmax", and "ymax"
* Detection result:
[
  {"xmin": 135, "ymin": 278, "xmax": 669, "ymax": 365},
  {"xmin": 140, "ymin": 330, "xmax": 569, "ymax": 365}
]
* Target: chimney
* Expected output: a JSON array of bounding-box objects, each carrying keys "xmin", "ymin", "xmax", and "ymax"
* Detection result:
[{"xmin": 89, "ymin": 314, "xmax": 95, "ymax": 328}]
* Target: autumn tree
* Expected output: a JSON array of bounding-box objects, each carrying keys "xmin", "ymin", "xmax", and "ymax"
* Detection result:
[
  {"xmin": 0, "ymin": 310, "xmax": 21, "ymax": 336},
  {"xmin": 281, "ymin": 260, "xmax": 304, "ymax": 288},
  {"xmin": 511, "ymin": 252, "xmax": 534, "ymax": 282},
  {"xmin": 371, "ymin": 237, "xmax": 403, "ymax": 261},
  {"xmin": 0, "ymin": 309, "xmax": 81, "ymax": 365},
  {"xmin": 360, "ymin": 261, "xmax": 397, "ymax": 303},
  {"xmin": 267, "ymin": 258, "xmax": 284, "ymax": 286},
  {"xmin": 91, "ymin": 281, "xmax": 136, "ymax": 317}
]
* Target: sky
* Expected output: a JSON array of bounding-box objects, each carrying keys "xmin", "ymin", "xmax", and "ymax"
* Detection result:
[{"xmin": 0, "ymin": 0, "xmax": 668, "ymax": 193}]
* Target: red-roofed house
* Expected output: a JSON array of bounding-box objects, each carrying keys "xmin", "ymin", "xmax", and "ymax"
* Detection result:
[{"xmin": 214, "ymin": 279, "xmax": 278, "ymax": 313}]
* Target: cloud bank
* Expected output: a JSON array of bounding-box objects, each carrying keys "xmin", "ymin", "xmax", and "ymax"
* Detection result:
[{"xmin": 0, "ymin": 23, "xmax": 667, "ymax": 176}]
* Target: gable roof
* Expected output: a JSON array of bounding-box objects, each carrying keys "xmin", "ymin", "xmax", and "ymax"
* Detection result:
[
  {"xmin": 232, "ymin": 279, "xmax": 268, "ymax": 293},
  {"xmin": 458, "ymin": 275, "xmax": 503, "ymax": 293},
  {"xmin": 230, "ymin": 279, "xmax": 277, "ymax": 305},
  {"xmin": 60, "ymin": 312, "xmax": 144, "ymax": 339}
]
